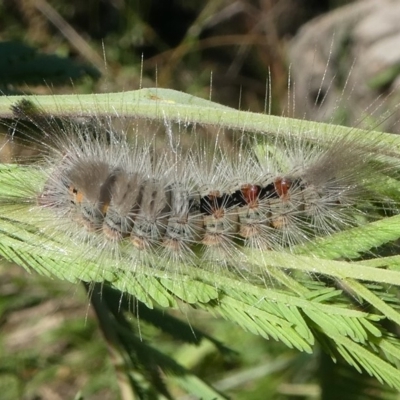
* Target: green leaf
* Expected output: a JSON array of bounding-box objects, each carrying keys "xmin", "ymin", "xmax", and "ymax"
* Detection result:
[{"xmin": 1, "ymin": 90, "xmax": 400, "ymax": 390}]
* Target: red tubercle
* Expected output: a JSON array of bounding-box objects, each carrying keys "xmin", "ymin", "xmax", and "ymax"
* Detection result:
[
  {"xmin": 274, "ymin": 177, "xmax": 291, "ymax": 199},
  {"xmin": 241, "ymin": 184, "xmax": 260, "ymax": 206}
]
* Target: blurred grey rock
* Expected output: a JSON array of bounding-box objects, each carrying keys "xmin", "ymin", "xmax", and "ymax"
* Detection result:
[{"xmin": 288, "ymin": 0, "xmax": 400, "ymax": 133}]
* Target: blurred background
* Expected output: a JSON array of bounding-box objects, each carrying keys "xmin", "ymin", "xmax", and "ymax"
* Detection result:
[
  {"xmin": 1, "ymin": 0, "xmax": 400, "ymax": 399},
  {"xmin": 0, "ymin": 0, "xmax": 355, "ymax": 107}
]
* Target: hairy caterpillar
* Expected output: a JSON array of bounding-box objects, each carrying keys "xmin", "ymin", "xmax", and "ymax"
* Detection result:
[{"xmin": 1, "ymin": 92, "xmax": 397, "ymax": 283}]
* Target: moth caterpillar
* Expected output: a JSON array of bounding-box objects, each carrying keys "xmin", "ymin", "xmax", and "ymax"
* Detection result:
[{"xmin": 1, "ymin": 95, "xmax": 396, "ymax": 280}]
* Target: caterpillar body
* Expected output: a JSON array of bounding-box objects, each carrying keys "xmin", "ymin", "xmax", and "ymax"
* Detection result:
[{"xmin": 3, "ymin": 97, "xmax": 394, "ymax": 278}]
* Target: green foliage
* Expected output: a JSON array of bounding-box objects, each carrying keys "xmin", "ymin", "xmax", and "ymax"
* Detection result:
[
  {"xmin": 0, "ymin": 41, "xmax": 100, "ymax": 93},
  {"xmin": 2, "ymin": 89, "xmax": 400, "ymax": 398}
]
